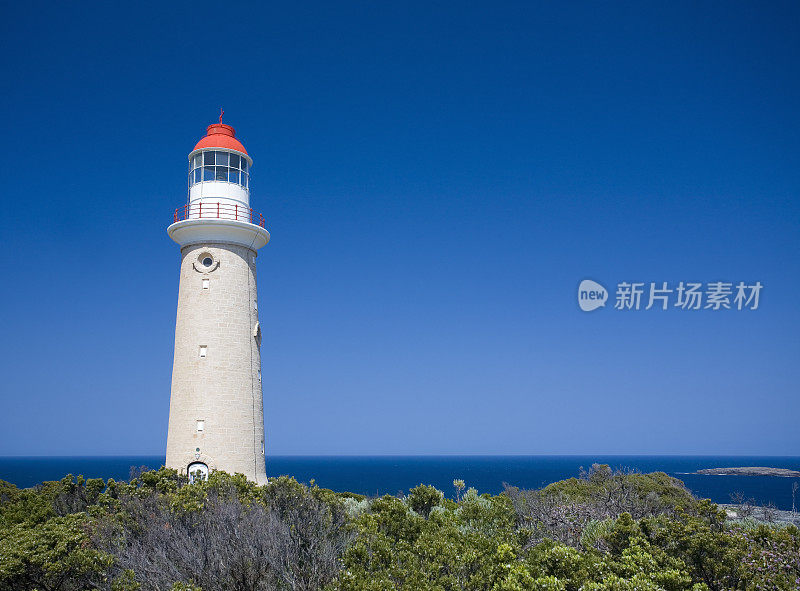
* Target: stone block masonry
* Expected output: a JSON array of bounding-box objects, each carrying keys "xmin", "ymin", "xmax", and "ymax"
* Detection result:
[{"xmin": 165, "ymin": 241, "xmax": 266, "ymax": 484}]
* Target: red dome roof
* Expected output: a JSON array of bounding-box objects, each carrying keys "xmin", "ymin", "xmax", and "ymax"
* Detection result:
[{"xmin": 193, "ymin": 123, "xmax": 248, "ymax": 156}]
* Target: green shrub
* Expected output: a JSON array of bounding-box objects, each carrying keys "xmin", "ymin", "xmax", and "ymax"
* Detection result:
[
  {"xmin": 2, "ymin": 466, "xmax": 797, "ymax": 591},
  {"xmin": 406, "ymin": 484, "xmax": 444, "ymax": 517}
]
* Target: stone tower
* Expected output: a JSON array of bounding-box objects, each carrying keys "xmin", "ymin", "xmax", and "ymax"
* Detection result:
[{"xmin": 165, "ymin": 120, "xmax": 269, "ymax": 484}]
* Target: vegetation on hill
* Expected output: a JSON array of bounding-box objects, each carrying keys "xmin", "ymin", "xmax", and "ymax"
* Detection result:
[{"xmin": 0, "ymin": 464, "xmax": 798, "ymax": 590}]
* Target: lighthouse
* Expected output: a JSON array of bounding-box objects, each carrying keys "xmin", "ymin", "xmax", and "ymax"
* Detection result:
[{"xmin": 165, "ymin": 118, "xmax": 269, "ymax": 484}]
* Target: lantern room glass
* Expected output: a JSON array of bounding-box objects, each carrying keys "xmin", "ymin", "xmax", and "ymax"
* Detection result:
[{"xmin": 189, "ymin": 150, "xmax": 249, "ymax": 189}]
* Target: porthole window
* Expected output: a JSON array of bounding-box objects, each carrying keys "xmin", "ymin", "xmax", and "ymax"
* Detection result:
[
  {"xmin": 194, "ymin": 252, "xmax": 218, "ymax": 273},
  {"xmin": 189, "ymin": 149, "xmax": 250, "ymax": 190}
]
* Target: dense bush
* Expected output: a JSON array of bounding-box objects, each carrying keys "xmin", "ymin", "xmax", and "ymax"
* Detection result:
[
  {"xmin": 1, "ymin": 466, "xmax": 798, "ymax": 590},
  {"xmin": 503, "ymin": 464, "xmax": 697, "ymax": 548},
  {"xmin": 0, "ymin": 470, "xmax": 352, "ymax": 591}
]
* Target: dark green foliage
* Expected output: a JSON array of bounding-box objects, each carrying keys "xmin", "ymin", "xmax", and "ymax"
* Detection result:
[
  {"xmin": 1, "ymin": 468, "xmax": 798, "ymax": 591},
  {"xmin": 504, "ymin": 465, "xmax": 699, "ymax": 549},
  {"xmin": 541, "ymin": 465, "xmax": 696, "ymax": 517},
  {"xmin": 636, "ymin": 502, "xmax": 749, "ymax": 591},
  {"xmin": 337, "ymin": 487, "xmax": 523, "ymax": 590},
  {"xmin": 0, "ymin": 512, "xmax": 113, "ymax": 591},
  {"xmin": 0, "ymin": 479, "xmax": 55, "ymax": 527},
  {"xmin": 406, "ymin": 484, "xmax": 444, "ymax": 517},
  {"xmin": 0, "ymin": 472, "xmax": 353, "ymax": 590}
]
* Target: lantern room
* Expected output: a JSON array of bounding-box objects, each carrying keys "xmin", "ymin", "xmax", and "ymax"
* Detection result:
[{"xmin": 187, "ymin": 123, "xmax": 253, "ymax": 207}]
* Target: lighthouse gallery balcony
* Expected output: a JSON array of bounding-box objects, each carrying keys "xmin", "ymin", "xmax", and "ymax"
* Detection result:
[
  {"xmin": 168, "ymin": 202, "xmax": 270, "ymax": 250},
  {"xmin": 173, "ymin": 202, "xmax": 266, "ymax": 227}
]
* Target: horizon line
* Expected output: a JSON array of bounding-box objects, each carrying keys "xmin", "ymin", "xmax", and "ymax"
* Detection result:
[{"xmin": 2, "ymin": 453, "xmax": 800, "ymax": 459}]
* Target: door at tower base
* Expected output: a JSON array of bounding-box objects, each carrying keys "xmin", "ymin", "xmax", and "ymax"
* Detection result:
[
  {"xmin": 188, "ymin": 462, "xmax": 209, "ymax": 483},
  {"xmin": 165, "ymin": 242, "xmax": 267, "ymax": 484}
]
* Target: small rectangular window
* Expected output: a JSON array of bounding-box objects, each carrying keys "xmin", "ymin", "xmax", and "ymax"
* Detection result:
[
  {"xmin": 216, "ymin": 151, "xmax": 229, "ymax": 166},
  {"xmin": 229, "ymin": 153, "xmax": 240, "ymax": 169},
  {"xmin": 204, "ymin": 151, "xmax": 215, "ymax": 165},
  {"xmin": 199, "ymin": 345, "xmax": 207, "ymax": 358},
  {"xmin": 196, "ymin": 420, "xmax": 205, "ymax": 432},
  {"xmin": 202, "ymin": 279, "xmax": 209, "ymax": 290},
  {"xmin": 203, "ymin": 167, "xmax": 214, "ymax": 181}
]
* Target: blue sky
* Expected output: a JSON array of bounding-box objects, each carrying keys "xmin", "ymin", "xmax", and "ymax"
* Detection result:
[{"xmin": 0, "ymin": 1, "xmax": 798, "ymax": 456}]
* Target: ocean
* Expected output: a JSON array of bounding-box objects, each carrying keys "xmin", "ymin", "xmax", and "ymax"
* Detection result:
[{"xmin": 1, "ymin": 455, "xmax": 799, "ymax": 511}]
